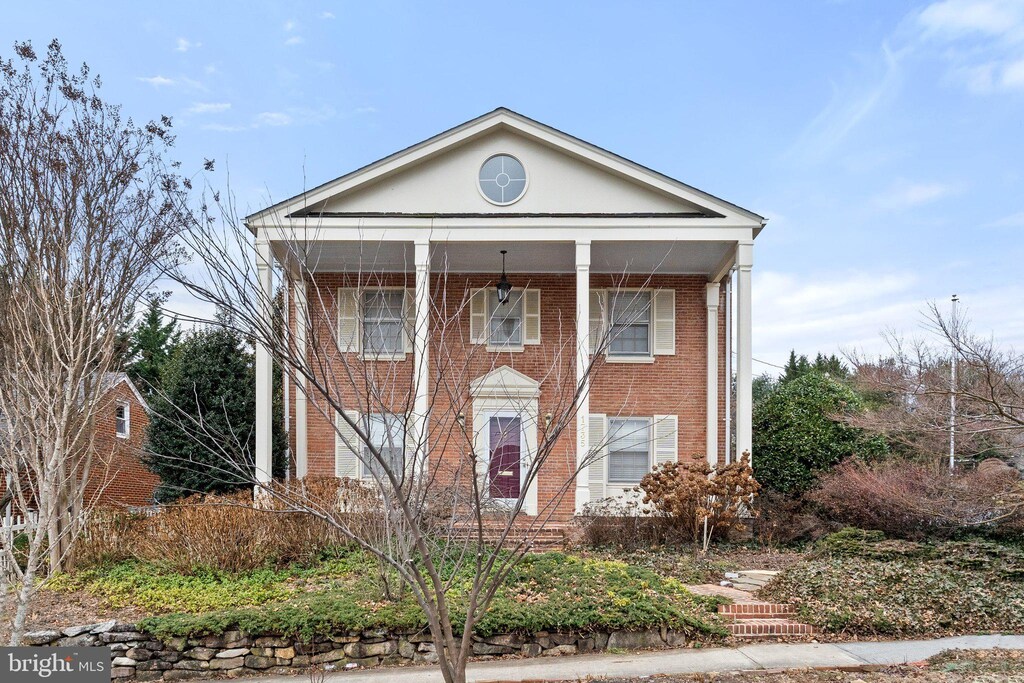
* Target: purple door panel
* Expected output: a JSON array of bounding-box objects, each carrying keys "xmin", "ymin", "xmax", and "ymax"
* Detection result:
[{"xmin": 488, "ymin": 416, "xmax": 521, "ymax": 499}]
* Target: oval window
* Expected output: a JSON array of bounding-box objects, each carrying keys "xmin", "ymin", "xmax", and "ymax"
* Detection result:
[{"xmin": 478, "ymin": 154, "xmax": 527, "ymax": 205}]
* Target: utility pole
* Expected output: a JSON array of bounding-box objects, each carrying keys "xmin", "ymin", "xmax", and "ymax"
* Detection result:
[{"xmin": 949, "ymin": 294, "xmax": 959, "ymax": 471}]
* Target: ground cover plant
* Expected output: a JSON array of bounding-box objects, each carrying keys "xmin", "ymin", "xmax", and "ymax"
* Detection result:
[
  {"xmin": 44, "ymin": 548, "xmax": 728, "ymax": 642},
  {"xmin": 760, "ymin": 528, "xmax": 1024, "ymax": 637}
]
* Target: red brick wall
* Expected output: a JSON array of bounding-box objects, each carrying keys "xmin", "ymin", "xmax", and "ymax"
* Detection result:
[
  {"xmin": 291, "ymin": 272, "xmax": 728, "ymax": 520},
  {"xmin": 85, "ymin": 382, "xmax": 159, "ymax": 508}
]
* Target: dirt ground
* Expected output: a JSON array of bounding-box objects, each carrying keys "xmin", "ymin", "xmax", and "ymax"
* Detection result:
[{"xmin": 0, "ymin": 587, "xmax": 145, "ymax": 644}]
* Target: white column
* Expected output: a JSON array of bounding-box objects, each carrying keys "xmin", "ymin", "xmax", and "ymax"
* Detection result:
[
  {"xmin": 574, "ymin": 241, "xmax": 591, "ymax": 512},
  {"xmin": 724, "ymin": 269, "xmax": 734, "ymax": 464},
  {"xmin": 735, "ymin": 242, "xmax": 754, "ymax": 462},
  {"xmin": 292, "ymin": 277, "xmax": 308, "ymax": 479},
  {"xmin": 705, "ymin": 282, "xmax": 721, "ymax": 467},
  {"xmin": 255, "ymin": 239, "xmax": 274, "ymax": 485},
  {"xmin": 413, "ymin": 241, "xmax": 431, "ymax": 463}
]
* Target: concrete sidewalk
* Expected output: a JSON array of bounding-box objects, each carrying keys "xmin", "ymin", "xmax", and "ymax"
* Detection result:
[{"xmin": 229, "ymin": 634, "xmax": 1024, "ymax": 683}]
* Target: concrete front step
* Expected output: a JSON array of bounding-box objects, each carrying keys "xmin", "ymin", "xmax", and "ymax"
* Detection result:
[{"xmin": 728, "ymin": 618, "xmax": 815, "ymax": 638}]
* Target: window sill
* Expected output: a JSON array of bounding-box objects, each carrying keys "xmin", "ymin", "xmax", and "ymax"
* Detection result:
[
  {"xmin": 486, "ymin": 345, "xmax": 525, "ymax": 353},
  {"xmin": 605, "ymin": 355, "xmax": 655, "ymax": 364},
  {"xmin": 116, "ymin": 433, "xmax": 129, "ymax": 439},
  {"xmin": 359, "ymin": 353, "xmax": 409, "ymax": 362}
]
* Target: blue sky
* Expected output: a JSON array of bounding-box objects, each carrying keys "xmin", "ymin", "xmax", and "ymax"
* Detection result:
[{"xmin": 5, "ymin": 0, "xmax": 1023, "ymax": 370}]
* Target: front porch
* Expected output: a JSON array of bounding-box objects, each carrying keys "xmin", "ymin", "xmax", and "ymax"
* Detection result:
[
  {"xmin": 251, "ymin": 234, "xmax": 755, "ymax": 514},
  {"xmin": 245, "ymin": 108, "xmax": 763, "ymax": 515}
]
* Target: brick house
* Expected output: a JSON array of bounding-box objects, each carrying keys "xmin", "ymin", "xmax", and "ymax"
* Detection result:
[
  {"xmin": 87, "ymin": 373, "xmax": 159, "ymax": 508},
  {"xmin": 1, "ymin": 373, "xmax": 158, "ymax": 512},
  {"xmin": 246, "ymin": 109, "xmax": 763, "ymax": 520}
]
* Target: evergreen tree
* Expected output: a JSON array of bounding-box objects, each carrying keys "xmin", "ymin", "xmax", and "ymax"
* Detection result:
[
  {"xmin": 752, "ymin": 370, "xmax": 888, "ymax": 493},
  {"xmin": 781, "ymin": 350, "xmax": 812, "ymax": 383},
  {"xmin": 145, "ymin": 320, "xmax": 286, "ymax": 500},
  {"xmin": 780, "ymin": 349, "xmax": 850, "ymax": 385},
  {"xmin": 127, "ymin": 293, "xmax": 181, "ymax": 396}
]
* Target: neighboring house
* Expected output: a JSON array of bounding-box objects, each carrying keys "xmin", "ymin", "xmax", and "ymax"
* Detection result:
[
  {"xmin": 246, "ymin": 108, "xmax": 764, "ymax": 519},
  {"xmin": 87, "ymin": 373, "xmax": 159, "ymax": 508},
  {"xmin": 1, "ymin": 373, "xmax": 158, "ymax": 512}
]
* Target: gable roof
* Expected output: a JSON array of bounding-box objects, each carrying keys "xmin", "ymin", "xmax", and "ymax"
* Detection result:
[
  {"xmin": 246, "ymin": 108, "xmax": 765, "ymax": 227},
  {"xmin": 101, "ymin": 372, "xmax": 151, "ymax": 413}
]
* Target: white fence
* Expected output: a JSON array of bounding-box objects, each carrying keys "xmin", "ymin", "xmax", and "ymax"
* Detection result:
[{"xmin": 2, "ymin": 509, "xmax": 37, "ymax": 534}]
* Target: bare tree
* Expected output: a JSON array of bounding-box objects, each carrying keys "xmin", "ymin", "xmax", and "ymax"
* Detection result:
[
  {"xmin": 0, "ymin": 39, "xmax": 186, "ymax": 643},
  {"xmin": 847, "ymin": 303, "xmax": 1024, "ymax": 464},
  {"xmin": 157, "ymin": 184, "xmax": 678, "ymax": 683}
]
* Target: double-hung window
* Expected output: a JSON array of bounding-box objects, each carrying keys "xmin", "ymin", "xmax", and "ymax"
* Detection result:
[
  {"xmin": 488, "ymin": 290, "xmax": 523, "ymax": 347},
  {"xmin": 608, "ymin": 291, "xmax": 651, "ymax": 357},
  {"xmin": 361, "ymin": 413, "xmax": 406, "ymax": 481},
  {"xmin": 606, "ymin": 417, "xmax": 651, "ymax": 484},
  {"xmin": 115, "ymin": 401, "xmax": 130, "ymax": 438},
  {"xmin": 362, "ymin": 290, "xmax": 405, "ymax": 356}
]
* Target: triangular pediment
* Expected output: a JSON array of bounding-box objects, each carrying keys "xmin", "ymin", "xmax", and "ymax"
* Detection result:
[
  {"xmin": 470, "ymin": 365, "xmax": 541, "ymax": 399},
  {"xmin": 248, "ymin": 108, "xmax": 762, "ymax": 224}
]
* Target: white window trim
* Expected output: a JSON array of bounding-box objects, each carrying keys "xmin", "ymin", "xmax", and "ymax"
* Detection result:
[
  {"xmin": 606, "ymin": 416, "xmax": 653, "ymax": 486},
  {"xmin": 482, "ymin": 411, "xmax": 528, "ymax": 505},
  {"xmin": 359, "ymin": 412, "xmax": 407, "ymax": 482},
  {"xmin": 485, "ymin": 289, "xmax": 526, "ymax": 353},
  {"xmin": 606, "ymin": 288, "xmax": 654, "ymax": 362},
  {"xmin": 359, "ymin": 286, "xmax": 410, "ymax": 362},
  {"xmin": 115, "ymin": 400, "xmax": 130, "ymax": 439},
  {"xmin": 477, "ymin": 153, "xmax": 529, "ymax": 207}
]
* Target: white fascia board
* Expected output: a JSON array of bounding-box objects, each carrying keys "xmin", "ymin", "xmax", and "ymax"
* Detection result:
[{"xmin": 257, "ymin": 223, "xmax": 756, "ymax": 243}]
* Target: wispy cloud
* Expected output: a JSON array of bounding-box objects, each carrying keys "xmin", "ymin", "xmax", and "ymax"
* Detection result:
[
  {"xmin": 136, "ymin": 75, "xmax": 205, "ymax": 91},
  {"xmin": 186, "ymin": 102, "xmax": 231, "ymax": 115},
  {"xmin": 872, "ymin": 180, "xmax": 957, "ymax": 210},
  {"xmin": 914, "ymin": 0, "xmax": 1024, "ymax": 93},
  {"xmin": 175, "ymin": 37, "xmax": 200, "ymax": 52},
  {"xmin": 282, "ymin": 18, "xmax": 304, "ymax": 46},
  {"xmin": 783, "ymin": 44, "xmax": 902, "ymax": 164},
  {"xmin": 983, "ymin": 210, "xmax": 1024, "ymax": 228},
  {"xmin": 137, "ymin": 75, "xmax": 176, "ymax": 87},
  {"xmin": 321, "ymin": 11, "xmax": 336, "ymax": 20},
  {"xmin": 786, "ymin": 1, "xmax": 1024, "ymax": 165},
  {"xmin": 753, "ymin": 266, "xmax": 1024, "ymax": 367},
  {"xmin": 201, "ymin": 105, "xmax": 335, "ymax": 133},
  {"xmin": 255, "ymin": 112, "xmax": 292, "ymax": 127}
]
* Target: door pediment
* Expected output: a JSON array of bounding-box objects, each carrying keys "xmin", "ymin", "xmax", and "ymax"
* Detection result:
[{"xmin": 470, "ymin": 365, "xmax": 541, "ymax": 400}]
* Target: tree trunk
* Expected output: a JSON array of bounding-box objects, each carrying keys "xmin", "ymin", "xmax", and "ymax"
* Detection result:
[{"xmin": 10, "ymin": 560, "xmax": 36, "ymax": 645}]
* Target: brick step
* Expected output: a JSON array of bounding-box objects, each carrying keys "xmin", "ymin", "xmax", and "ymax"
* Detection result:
[
  {"xmin": 449, "ymin": 524, "xmax": 567, "ymax": 551},
  {"xmin": 718, "ymin": 602, "xmax": 795, "ymax": 620},
  {"xmin": 727, "ymin": 618, "xmax": 814, "ymax": 638}
]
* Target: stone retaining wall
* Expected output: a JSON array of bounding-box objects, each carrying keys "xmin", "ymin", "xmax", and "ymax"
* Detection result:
[{"xmin": 24, "ymin": 621, "xmax": 688, "ymax": 680}]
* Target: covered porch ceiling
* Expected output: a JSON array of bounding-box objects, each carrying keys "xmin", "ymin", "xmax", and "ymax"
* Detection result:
[{"xmin": 271, "ymin": 239, "xmax": 736, "ymax": 278}]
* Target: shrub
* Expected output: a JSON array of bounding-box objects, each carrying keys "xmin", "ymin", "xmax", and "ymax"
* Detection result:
[
  {"xmin": 762, "ymin": 536, "xmax": 1024, "ymax": 636},
  {"xmin": 808, "ymin": 459, "xmax": 1024, "ymax": 540},
  {"xmin": 573, "ymin": 497, "xmax": 677, "ymax": 550},
  {"xmin": 639, "ymin": 455, "xmax": 760, "ymax": 552},
  {"xmin": 752, "ymin": 490, "xmax": 828, "ymax": 547},
  {"xmin": 752, "ymin": 371, "xmax": 888, "ymax": 493},
  {"xmin": 71, "ymin": 478, "xmax": 358, "ymax": 572}
]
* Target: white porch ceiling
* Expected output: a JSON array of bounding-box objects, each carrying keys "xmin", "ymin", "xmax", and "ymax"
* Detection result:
[{"xmin": 273, "ymin": 240, "xmax": 734, "ymax": 277}]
